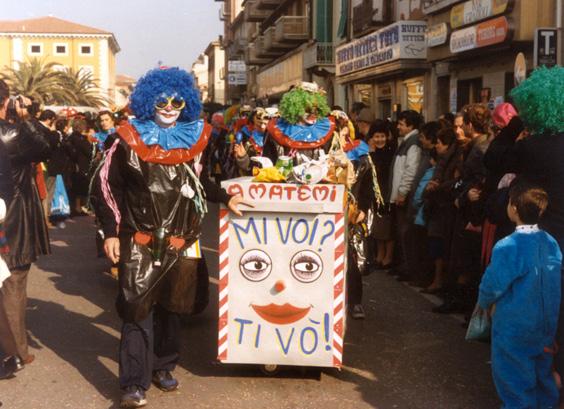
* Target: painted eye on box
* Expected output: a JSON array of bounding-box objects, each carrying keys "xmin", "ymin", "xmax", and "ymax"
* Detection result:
[
  {"xmin": 290, "ymin": 250, "xmax": 323, "ymax": 283},
  {"xmin": 239, "ymin": 249, "xmax": 272, "ymax": 282}
]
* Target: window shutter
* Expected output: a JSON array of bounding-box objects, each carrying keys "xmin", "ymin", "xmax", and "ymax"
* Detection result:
[
  {"xmin": 315, "ymin": 0, "xmax": 333, "ymax": 42},
  {"xmin": 337, "ymin": 0, "xmax": 348, "ymax": 39}
]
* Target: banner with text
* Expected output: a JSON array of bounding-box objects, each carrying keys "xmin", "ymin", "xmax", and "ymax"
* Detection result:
[{"xmin": 336, "ymin": 21, "xmax": 427, "ymax": 77}]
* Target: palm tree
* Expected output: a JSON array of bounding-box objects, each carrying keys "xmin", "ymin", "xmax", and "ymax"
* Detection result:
[
  {"xmin": 60, "ymin": 67, "xmax": 108, "ymax": 108},
  {"xmin": 1, "ymin": 58, "xmax": 108, "ymax": 107},
  {"xmin": 0, "ymin": 58, "xmax": 73, "ymax": 105}
]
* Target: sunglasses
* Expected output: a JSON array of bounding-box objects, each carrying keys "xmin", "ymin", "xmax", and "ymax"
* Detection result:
[{"xmin": 154, "ymin": 96, "xmax": 186, "ymax": 110}]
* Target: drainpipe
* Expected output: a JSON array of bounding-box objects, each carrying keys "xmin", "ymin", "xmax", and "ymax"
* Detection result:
[{"xmin": 557, "ymin": 0, "xmax": 563, "ymax": 65}]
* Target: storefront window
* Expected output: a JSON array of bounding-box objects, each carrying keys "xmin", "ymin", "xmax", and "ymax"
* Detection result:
[
  {"xmin": 405, "ymin": 78, "xmax": 424, "ymax": 113},
  {"xmin": 353, "ymin": 84, "xmax": 373, "ymax": 107}
]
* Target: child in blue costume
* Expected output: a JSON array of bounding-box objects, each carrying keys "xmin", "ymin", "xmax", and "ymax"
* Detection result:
[{"xmin": 478, "ymin": 181, "xmax": 562, "ymax": 409}]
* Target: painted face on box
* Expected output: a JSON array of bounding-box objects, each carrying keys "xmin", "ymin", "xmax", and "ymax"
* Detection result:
[
  {"xmin": 229, "ymin": 212, "xmax": 338, "ymax": 329},
  {"xmin": 238, "ymin": 247, "xmax": 323, "ymax": 325}
]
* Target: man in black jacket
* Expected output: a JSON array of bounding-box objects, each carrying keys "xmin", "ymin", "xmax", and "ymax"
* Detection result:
[{"xmin": 0, "ymin": 80, "xmax": 50, "ymax": 371}]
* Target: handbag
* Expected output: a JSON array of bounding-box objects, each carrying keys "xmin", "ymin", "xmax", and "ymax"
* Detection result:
[
  {"xmin": 50, "ymin": 174, "xmax": 71, "ymax": 217},
  {"xmin": 465, "ymin": 304, "xmax": 491, "ymax": 342}
]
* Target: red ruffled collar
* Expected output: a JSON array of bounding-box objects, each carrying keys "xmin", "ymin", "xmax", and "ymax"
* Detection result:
[
  {"xmin": 117, "ymin": 121, "xmax": 211, "ymax": 165},
  {"xmin": 267, "ymin": 117, "xmax": 335, "ymax": 150}
]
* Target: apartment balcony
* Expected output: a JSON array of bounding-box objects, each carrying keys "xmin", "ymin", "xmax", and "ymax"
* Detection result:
[
  {"xmin": 219, "ymin": 2, "xmax": 230, "ymax": 21},
  {"xmin": 228, "ymin": 37, "xmax": 248, "ymax": 55},
  {"xmin": 245, "ymin": 22, "xmax": 259, "ymax": 42},
  {"xmin": 256, "ymin": 0, "xmax": 279, "ymax": 9},
  {"xmin": 255, "ymin": 35, "xmax": 283, "ymax": 58},
  {"xmin": 263, "ymin": 26, "xmax": 296, "ymax": 51},
  {"xmin": 274, "ymin": 16, "xmax": 309, "ymax": 43},
  {"xmin": 244, "ymin": 0, "xmax": 270, "ymax": 22},
  {"xmin": 303, "ymin": 42, "xmax": 334, "ymax": 69},
  {"xmin": 244, "ymin": 42, "xmax": 270, "ymax": 66}
]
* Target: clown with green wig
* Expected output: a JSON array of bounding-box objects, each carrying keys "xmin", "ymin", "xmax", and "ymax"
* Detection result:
[{"xmin": 263, "ymin": 82, "xmax": 335, "ymax": 165}]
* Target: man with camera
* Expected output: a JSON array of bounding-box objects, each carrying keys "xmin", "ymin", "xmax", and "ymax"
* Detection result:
[{"xmin": 0, "ymin": 79, "xmax": 51, "ymax": 378}]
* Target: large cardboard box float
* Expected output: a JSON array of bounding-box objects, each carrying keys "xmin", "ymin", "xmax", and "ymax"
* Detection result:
[{"xmin": 218, "ymin": 178, "xmax": 347, "ymax": 369}]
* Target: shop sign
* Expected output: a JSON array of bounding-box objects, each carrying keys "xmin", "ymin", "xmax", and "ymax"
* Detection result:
[
  {"xmin": 336, "ymin": 21, "xmax": 427, "ymax": 77},
  {"xmin": 450, "ymin": 16, "xmax": 510, "ymax": 53},
  {"xmin": 451, "ymin": 0, "xmax": 511, "ymax": 29},
  {"xmin": 228, "ymin": 60, "xmax": 247, "ymax": 85},
  {"xmin": 228, "ymin": 72, "xmax": 247, "ymax": 86},
  {"xmin": 228, "ymin": 60, "xmax": 246, "ymax": 72},
  {"xmin": 534, "ymin": 28, "xmax": 558, "ymax": 68},
  {"xmin": 422, "ymin": 0, "xmax": 463, "ymax": 15},
  {"xmin": 352, "ymin": 0, "xmax": 385, "ymax": 36},
  {"xmin": 426, "ymin": 23, "xmax": 449, "ymax": 47}
]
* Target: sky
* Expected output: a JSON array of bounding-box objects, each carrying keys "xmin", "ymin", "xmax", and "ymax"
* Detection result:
[{"xmin": 3, "ymin": 0, "xmax": 223, "ymax": 79}]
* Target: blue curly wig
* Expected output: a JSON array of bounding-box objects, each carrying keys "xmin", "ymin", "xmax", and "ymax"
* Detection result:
[{"xmin": 129, "ymin": 67, "xmax": 202, "ymax": 122}]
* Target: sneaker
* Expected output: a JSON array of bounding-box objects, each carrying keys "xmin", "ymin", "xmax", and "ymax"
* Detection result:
[
  {"xmin": 120, "ymin": 386, "xmax": 147, "ymax": 408},
  {"xmin": 152, "ymin": 370, "xmax": 179, "ymax": 392},
  {"xmin": 350, "ymin": 304, "xmax": 366, "ymax": 320}
]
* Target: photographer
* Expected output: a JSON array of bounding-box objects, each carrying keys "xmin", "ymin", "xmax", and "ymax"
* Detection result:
[{"xmin": 0, "ymin": 79, "xmax": 51, "ymax": 373}]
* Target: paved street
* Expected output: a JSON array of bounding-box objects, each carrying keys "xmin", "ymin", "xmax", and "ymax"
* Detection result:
[{"xmin": 0, "ymin": 203, "xmax": 499, "ymax": 409}]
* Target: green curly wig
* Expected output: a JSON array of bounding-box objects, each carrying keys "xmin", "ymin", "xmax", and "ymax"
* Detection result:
[
  {"xmin": 279, "ymin": 88, "xmax": 330, "ymax": 125},
  {"xmin": 510, "ymin": 66, "xmax": 564, "ymax": 135}
]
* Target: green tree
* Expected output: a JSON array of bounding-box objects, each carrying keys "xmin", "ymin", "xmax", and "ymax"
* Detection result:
[
  {"xmin": 1, "ymin": 58, "xmax": 107, "ymax": 107},
  {"xmin": 60, "ymin": 67, "xmax": 107, "ymax": 108},
  {"xmin": 0, "ymin": 58, "xmax": 72, "ymax": 104}
]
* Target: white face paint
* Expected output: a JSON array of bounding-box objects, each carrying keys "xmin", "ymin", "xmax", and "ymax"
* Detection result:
[
  {"xmin": 154, "ymin": 109, "xmax": 181, "ymax": 128},
  {"xmin": 302, "ymin": 112, "xmax": 318, "ymax": 125}
]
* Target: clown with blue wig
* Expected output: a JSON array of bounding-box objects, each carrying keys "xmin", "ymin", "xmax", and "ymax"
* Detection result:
[{"xmin": 94, "ymin": 67, "xmax": 247, "ymax": 408}]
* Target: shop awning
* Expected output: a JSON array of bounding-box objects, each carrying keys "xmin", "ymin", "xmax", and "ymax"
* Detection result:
[{"xmin": 336, "ymin": 60, "xmax": 430, "ymax": 85}]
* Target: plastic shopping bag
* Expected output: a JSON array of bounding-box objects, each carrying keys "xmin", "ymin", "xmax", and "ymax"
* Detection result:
[
  {"xmin": 50, "ymin": 174, "xmax": 70, "ymax": 217},
  {"xmin": 465, "ymin": 304, "xmax": 491, "ymax": 342}
]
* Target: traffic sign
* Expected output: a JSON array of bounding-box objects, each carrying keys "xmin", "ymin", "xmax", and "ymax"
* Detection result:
[{"xmin": 534, "ymin": 28, "xmax": 558, "ymax": 68}]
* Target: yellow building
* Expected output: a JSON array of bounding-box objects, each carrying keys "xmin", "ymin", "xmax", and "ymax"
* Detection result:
[{"xmin": 0, "ymin": 16, "xmax": 120, "ymax": 103}]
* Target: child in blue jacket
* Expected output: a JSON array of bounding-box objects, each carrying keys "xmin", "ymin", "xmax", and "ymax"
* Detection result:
[{"xmin": 478, "ymin": 181, "xmax": 563, "ymax": 409}]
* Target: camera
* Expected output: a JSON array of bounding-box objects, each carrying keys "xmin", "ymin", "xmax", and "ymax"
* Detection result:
[{"xmin": 7, "ymin": 95, "xmax": 25, "ymax": 111}]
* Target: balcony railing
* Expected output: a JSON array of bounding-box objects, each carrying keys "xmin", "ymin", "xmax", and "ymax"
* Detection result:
[
  {"xmin": 274, "ymin": 16, "xmax": 309, "ymax": 43},
  {"xmin": 264, "ymin": 26, "xmax": 295, "ymax": 50},
  {"xmin": 244, "ymin": 0, "xmax": 270, "ymax": 22},
  {"xmin": 303, "ymin": 42, "xmax": 334, "ymax": 69},
  {"xmin": 229, "ymin": 37, "xmax": 248, "ymax": 55},
  {"xmin": 255, "ymin": 35, "xmax": 283, "ymax": 58},
  {"xmin": 244, "ymin": 42, "xmax": 270, "ymax": 66}
]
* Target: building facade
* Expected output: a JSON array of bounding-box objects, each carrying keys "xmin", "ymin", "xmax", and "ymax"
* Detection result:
[
  {"xmin": 205, "ymin": 40, "xmax": 226, "ymax": 104},
  {"xmin": 424, "ymin": 0, "xmax": 557, "ymax": 119},
  {"xmin": 192, "ymin": 53, "xmax": 209, "ymax": 102},
  {"xmin": 0, "ymin": 16, "xmax": 120, "ymax": 103},
  {"xmin": 217, "ymin": 0, "xmax": 561, "ymax": 118}
]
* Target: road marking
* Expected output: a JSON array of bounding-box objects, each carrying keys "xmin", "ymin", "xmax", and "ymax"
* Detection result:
[
  {"xmin": 50, "ymin": 240, "xmax": 69, "ymax": 247},
  {"xmin": 202, "ymin": 246, "xmax": 219, "ymax": 253},
  {"xmin": 209, "ymin": 277, "xmax": 219, "ymax": 285}
]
